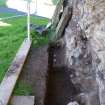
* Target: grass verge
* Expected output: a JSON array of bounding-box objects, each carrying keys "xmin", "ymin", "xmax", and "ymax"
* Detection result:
[
  {"xmin": 0, "ymin": 0, "xmax": 7, "ymax": 7},
  {"xmin": 0, "ymin": 15, "xmax": 49, "ymax": 95},
  {"xmin": 13, "ymin": 82, "xmax": 32, "ymax": 95},
  {"xmin": 0, "ymin": 13, "xmax": 15, "ymax": 18}
]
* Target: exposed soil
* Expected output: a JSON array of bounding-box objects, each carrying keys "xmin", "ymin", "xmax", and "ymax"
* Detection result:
[
  {"xmin": 44, "ymin": 45, "xmax": 79, "ymax": 105},
  {"xmin": 44, "ymin": 67, "xmax": 78, "ymax": 105},
  {"xmin": 19, "ymin": 45, "xmax": 48, "ymax": 105},
  {"xmin": 19, "ymin": 44, "xmax": 78, "ymax": 105}
]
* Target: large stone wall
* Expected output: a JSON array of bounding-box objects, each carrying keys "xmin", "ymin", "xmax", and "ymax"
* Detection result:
[{"xmin": 54, "ymin": 0, "xmax": 105, "ymax": 104}]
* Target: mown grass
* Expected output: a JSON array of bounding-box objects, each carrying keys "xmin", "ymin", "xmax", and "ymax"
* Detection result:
[
  {"xmin": 0, "ymin": 15, "xmax": 49, "ymax": 95},
  {"xmin": 0, "ymin": 13, "xmax": 15, "ymax": 18},
  {"xmin": 0, "ymin": 17, "xmax": 26, "ymax": 82},
  {"xmin": 0, "ymin": 15, "xmax": 49, "ymax": 83},
  {"xmin": 13, "ymin": 81, "xmax": 33, "ymax": 95}
]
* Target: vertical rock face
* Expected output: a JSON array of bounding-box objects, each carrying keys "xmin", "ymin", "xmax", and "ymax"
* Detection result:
[
  {"xmin": 58, "ymin": 0, "xmax": 105, "ymax": 105},
  {"xmin": 80, "ymin": 1, "xmax": 105, "ymax": 105}
]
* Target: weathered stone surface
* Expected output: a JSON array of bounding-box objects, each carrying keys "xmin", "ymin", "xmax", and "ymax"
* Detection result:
[
  {"xmin": 52, "ymin": 0, "xmax": 64, "ymax": 28},
  {"xmin": 55, "ymin": 6, "xmax": 72, "ymax": 40},
  {"xmin": 78, "ymin": 0, "xmax": 105, "ymax": 105},
  {"xmin": 10, "ymin": 96, "xmax": 34, "ymax": 105},
  {"xmin": 50, "ymin": 0, "xmax": 105, "ymax": 104},
  {"xmin": 67, "ymin": 101, "xmax": 79, "ymax": 105},
  {"xmin": 52, "ymin": 0, "xmax": 105, "ymax": 105}
]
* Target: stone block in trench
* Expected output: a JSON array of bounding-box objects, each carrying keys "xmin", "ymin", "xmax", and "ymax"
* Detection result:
[{"xmin": 10, "ymin": 96, "xmax": 35, "ymax": 105}]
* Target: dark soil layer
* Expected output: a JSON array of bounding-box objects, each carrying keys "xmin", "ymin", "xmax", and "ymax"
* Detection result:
[
  {"xmin": 44, "ymin": 45, "xmax": 78, "ymax": 105},
  {"xmin": 44, "ymin": 67, "xmax": 78, "ymax": 105}
]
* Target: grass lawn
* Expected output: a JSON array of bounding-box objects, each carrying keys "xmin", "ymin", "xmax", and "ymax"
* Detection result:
[
  {"xmin": 0, "ymin": 13, "xmax": 15, "ymax": 18},
  {"xmin": 52, "ymin": 0, "xmax": 60, "ymax": 5},
  {"xmin": 0, "ymin": 0, "xmax": 7, "ymax": 7},
  {"xmin": 0, "ymin": 14, "xmax": 49, "ymax": 95}
]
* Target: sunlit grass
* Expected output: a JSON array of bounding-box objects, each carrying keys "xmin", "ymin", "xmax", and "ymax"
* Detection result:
[
  {"xmin": 0, "ymin": 21, "xmax": 11, "ymax": 26},
  {"xmin": 0, "ymin": 15, "xmax": 49, "ymax": 82},
  {"xmin": 0, "ymin": 0, "xmax": 50, "ymax": 96},
  {"xmin": 13, "ymin": 81, "xmax": 32, "ymax": 95},
  {"xmin": 0, "ymin": 13, "xmax": 14, "ymax": 18}
]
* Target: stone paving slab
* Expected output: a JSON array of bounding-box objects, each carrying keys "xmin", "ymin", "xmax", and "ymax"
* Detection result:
[{"xmin": 10, "ymin": 96, "xmax": 35, "ymax": 105}]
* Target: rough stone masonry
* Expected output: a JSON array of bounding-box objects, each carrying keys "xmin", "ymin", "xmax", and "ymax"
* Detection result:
[{"xmin": 52, "ymin": 0, "xmax": 105, "ymax": 105}]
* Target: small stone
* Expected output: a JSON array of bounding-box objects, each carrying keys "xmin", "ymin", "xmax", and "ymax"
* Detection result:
[
  {"xmin": 10, "ymin": 96, "xmax": 35, "ymax": 105},
  {"xmin": 53, "ymin": 54, "xmax": 56, "ymax": 57},
  {"xmin": 70, "ymin": 74, "xmax": 74, "ymax": 78},
  {"xmin": 53, "ymin": 59, "xmax": 57, "ymax": 62},
  {"xmin": 67, "ymin": 101, "xmax": 79, "ymax": 105},
  {"xmin": 75, "ymin": 72, "xmax": 79, "ymax": 76},
  {"xmin": 96, "ymin": 58, "xmax": 101, "ymax": 64}
]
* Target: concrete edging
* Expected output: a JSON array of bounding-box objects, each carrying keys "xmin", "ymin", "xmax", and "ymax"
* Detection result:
[{"xmin": 0, "ymin": 38, "xmax": 32, "ymax": 105}]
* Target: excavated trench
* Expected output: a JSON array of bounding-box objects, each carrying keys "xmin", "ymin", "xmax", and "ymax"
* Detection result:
[
  {"xmin": 44, "ymin": 67, "xmax": 78, "ymax": 105},
  {"xmin": 19, "ymin": 44, "xmax": 80, "ymax": 105},
  {"xmin": 44, "ymin": 45, "xmax": 79, "ymax": 105}
]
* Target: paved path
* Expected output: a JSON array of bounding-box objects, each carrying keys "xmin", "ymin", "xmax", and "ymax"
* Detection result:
[
  {"xmin": 0, "ymin": 7, "xmax": 26, "ymax": 15},
  {"xmin": 19, "ymin": 45, "xmax": 48, "ymax": 105},
  {"xmin": 6, "ymin": 0, "xmax": 56, "ymax": 18},
  {"xmin": 0, "ymin": 7, "xmax": 48, "ymax": 20}
]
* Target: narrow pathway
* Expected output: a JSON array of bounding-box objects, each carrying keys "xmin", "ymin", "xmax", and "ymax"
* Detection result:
[
  {"xmin": 19, "ymin": 45, "xmax": 48, "ymax": 105},
  {"xmin": 0, "ymin": 7, "xmax": 25, "ymax": 15}
]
